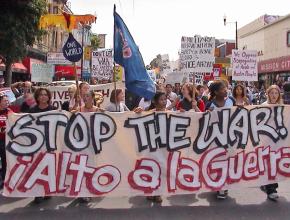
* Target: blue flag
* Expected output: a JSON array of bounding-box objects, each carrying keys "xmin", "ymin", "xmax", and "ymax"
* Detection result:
[{"xmin": 114, "ymin": 6, "xmax": 156, "ymax": 100}]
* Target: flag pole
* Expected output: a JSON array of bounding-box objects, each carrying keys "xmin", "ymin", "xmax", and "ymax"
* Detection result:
[
  {"xmin": 74, "ymin": 62, "xmax": 81, "ymax": 107},
  {"xmin": 113, "ymin": 5, "xmax": 117, "ymax": 111}
]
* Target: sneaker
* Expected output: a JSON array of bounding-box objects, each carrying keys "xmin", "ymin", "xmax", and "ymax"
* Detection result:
[
  {"xmin": 153, "ymin": 196, "xmax": 163, "ymax": 203},
  {"xmin": 79, "ymin": 197, "xmax": 92, "ymax": 203},
  {"xmin": 268, "ymin": 193, "xmax": 279, "ymax": 201},
  {"xmin": 217, "ymin": 190, "xmax": 228, "ymax": 200},
  {"xmin": 260, "ymin": 186, "xmax": 266, "ymax": 193},
  {"xmin": 33, "ymin": 197, "xmax": 45, "ymax": 204}
]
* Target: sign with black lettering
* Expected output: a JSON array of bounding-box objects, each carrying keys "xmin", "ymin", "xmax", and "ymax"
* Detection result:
[
  {"xmin": 91, "ymin": 49, "xmax": 113, "ymax": 80},
  {"xmin": 62, "ymin": 33, "xmax": 83, "ymax": 63},
  {"xmin": 180, "ymin": 36, "xmax": 215, "ymax": 83},
  {"xmin": 232, "ymin": 50, "xmax": 258, "ymax": 81},
  {"xmin": 4, "ymin": 106, "xmax": 290, "ymax": 197}
]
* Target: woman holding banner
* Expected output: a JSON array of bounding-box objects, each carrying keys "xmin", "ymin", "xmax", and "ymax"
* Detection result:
[
  {"xmin": 176, "ymin": 83, "xmax": 205, "ymax": 112},
  {"xmin": 29, "ymin": 88, "xmax": 56, "ymax": 203},
  {"xmin": 206, "ymin": 80, "xmax": 235, "ymax": 199},
  {"xmin": 232, "ymin": 84, "xmax": 250, "ymax": 106},
  {"xmin": 71, "ymin": 90, "xmax": 104, "ymax": 113},
  {"xmin": 0, "ymin": 94, "xmax": 13, "ymax": 189},
  {"xmin": 260, "ymin": 85, "xmax": 282, "ymax": 201},
  {"xmin": 146, "ymin": 91, "xmax": 170, "ymax": 203}
]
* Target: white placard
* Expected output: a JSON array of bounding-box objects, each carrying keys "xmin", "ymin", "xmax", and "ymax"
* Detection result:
[
  {"xmin": 31, "ymin": 64, "xmax": 54, "ymax": 83},
  {"xmin": 180, "ymin": 36, "xmax": 215, "ymax": 73},
  {"xmin": 47, "ymin": 53, "xmax": 72, "ymax": 65},
  {"xmin": 232, "ymin": 50, "xmax": 258, "ymax": 81},
  {"xmin": 91, "ymin": 49, "xmax": 113, "ymax": 80}
]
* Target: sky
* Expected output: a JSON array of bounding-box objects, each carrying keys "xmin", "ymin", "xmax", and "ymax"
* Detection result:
[{"xmin": 70, "ymin": 0, "xmax": 290, "ymax": 65}]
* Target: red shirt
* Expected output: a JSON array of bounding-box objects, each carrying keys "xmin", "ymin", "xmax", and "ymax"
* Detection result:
[{"xmin": 0, "ymin": 108, "xmax": 13, "ymax": 140}]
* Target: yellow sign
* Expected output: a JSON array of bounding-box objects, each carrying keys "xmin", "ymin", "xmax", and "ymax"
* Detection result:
[
  {"xmin": 114, "ymin": 66, "xmax": 124, "ymax": 82},
  {"xmin": 84, "ymin": 47, "xmax": 91, "ymax": 60}
]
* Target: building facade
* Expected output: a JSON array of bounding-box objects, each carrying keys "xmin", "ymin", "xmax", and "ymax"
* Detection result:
[{"xmin": 238, "ymin": 14, "xmax": 290, "ymax": 88}]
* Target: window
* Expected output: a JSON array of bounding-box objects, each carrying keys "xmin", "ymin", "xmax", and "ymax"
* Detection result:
[
  {"xmin": 287, "ymin": 31, "xmax": 290, "ymax": 47},
  {"xmin": 53, "ymin": 6, "xmax": 58, "ymax": 14}
]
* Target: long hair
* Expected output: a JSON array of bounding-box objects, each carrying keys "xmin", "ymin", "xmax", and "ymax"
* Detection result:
[
  {"xmin": 233, "ymin": 84, "xmax": 246, "ymax": 99},
  {"xmin": 182, "ymin": 83, "xmax": 198, "ymax": 100},
  {"xmin": 266, "ymin": 85, "xmax": 281, "ymax": 104},
  {"xmin": 148, "ymin": 91, "xmax": 166, "ymax": 110},
  {"xmin": 110, "ymin": 89, "xmax": 123, "ymax": 104},
  {"xmin": 34, "ymin": 88, "xmax": 52, "ymax": 105}
]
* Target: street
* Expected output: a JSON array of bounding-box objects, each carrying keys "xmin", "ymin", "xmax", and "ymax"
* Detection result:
[{"xmin": 1, "ymin": 180, "xmax": 290, "ymax": 220}]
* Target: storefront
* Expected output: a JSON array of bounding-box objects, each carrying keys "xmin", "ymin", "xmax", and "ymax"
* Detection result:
[
  {"xmin": 258, "ymin": 55, "xmax": 290, "ymax": 88},
  {"xmin": 54, "ymin": 65, "xmax": 81, "ymax": 81}
]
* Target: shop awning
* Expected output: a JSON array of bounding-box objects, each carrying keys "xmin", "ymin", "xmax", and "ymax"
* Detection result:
[
  {"xmin": 12, "ymin": 63, "xmax": 27, "ymax": 73},
  {"xmin": 0, "ymin": 63, "xmax": 28, "ymax": 73}
]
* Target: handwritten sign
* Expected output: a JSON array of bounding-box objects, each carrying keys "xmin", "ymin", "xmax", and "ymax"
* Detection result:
[
  {"xmin": 180, "ymin": 36, "xmax": 215, "ymax": 73},
  {"xmin": 232, "ymin": 50, "xmax": 258, "ymax": 81},
  {"xmin": 4, "ymin": 105, "xmax": 290, "ymax": 197},
  {"xmin": 92, "ymin": 49, "xmax": 113, "ymax": 80}
]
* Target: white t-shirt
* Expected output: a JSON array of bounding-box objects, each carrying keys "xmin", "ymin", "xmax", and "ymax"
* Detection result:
[
  {"xmin": 138, "ymin": 98, "xmax": 172, "ymax": 110},
  {"xmin": 167, "ymin": 92, "xmax": 178, "ymax": 102}
]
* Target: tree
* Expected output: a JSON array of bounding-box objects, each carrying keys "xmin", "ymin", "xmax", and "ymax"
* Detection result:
[
  {"xmin": 0, "ymin": 0, "xmax": 47, "ymax": 86},
  {"xmin": 90, "ymin": 34, "xmax": 100, "ymax": 50},
  {"xmin": 149, "ymin": 54, "xmax": 162, "ymax": 71}
]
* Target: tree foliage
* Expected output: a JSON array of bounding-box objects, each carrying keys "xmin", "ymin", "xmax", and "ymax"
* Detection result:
[
  {"xmin": 0, "ymin": 0, "xmax": 47, "ymax": 85},
  {"xmin": 90, "ymin": 34, "xmax": 100, "ymax": 50}
]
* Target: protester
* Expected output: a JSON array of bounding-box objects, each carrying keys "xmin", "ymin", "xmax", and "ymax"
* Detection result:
[
  {"xmin": 20, "ymin": 92, "xmax": 36, "ymax": 113},
  {"xmin": 29, "ymin": 88, "xmax": 55, "ymax": 113},
  {"xmin": 94, "ymin": 92, "xmax": 104, "ymax": 108},
  {"xmin": 70, "ymin": 82, "xmax": 90, "ymax": 111},
  {"xmin": 206, "ymin": 80, "xmax": 235, "ymax": 111},
  {"xmin": 174, "ymin": 83, "xmax": 182, "ymax": 96},
  {"xmin": 0, "ymin": 94, "xmax": 13, "ymax": 189},
  {"xmin": 106, "ymin": 89, "xmax": 130, "ymax": 112},
  {"xmin": 176, "ymin": 83, "xmax": 205, "ymax": 112},
  {"xmin": 206, "ymin": 80, "xmax": 235, "ymax": 199},
  {"xmin": 11, "ymin": 81, "xmax": 34, "ymax": 112},
  {"xmin": 260, "ymin": 85, "xmax": 282, "ymax": 201},
  {"xmin": 61, "ymin": 84, "xmax": 77, "ymax": 111},
  {"xmin": 28, "ymin": 88, "xmax": 56, "ymax": 203},
  {"xmin": 165, "ymin": 84, "xmax": 178, "ymax": 103},
  {"xmin": 107, "ymin": 89, "xmax": 143, "ymax": 113},
  {"xmin": 72, "ymin": 90, "xmax": 104, "ymax": 113},
  {"xmin": 232, "ymin": 84, "xmax": 250, "ymax": 106},
  {"xmin": 146, "ymin": 91, "xmax": 169, "ymax": 203}
]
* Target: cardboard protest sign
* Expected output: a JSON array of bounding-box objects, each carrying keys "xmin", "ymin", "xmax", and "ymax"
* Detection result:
[
  {"xmin": 232, "ymin": 50, "xmax": 258, "ymax": 81},
  {"xmin": 161, "ymin": 54, "xmax": 172, "ymax": 74},
  {"xmin": 165, "ymin": 72, "xmax": 188, "ymax": 85},
  {"xmin": 180, "ymin": 36, "xmax": 215, "ymax": 73},
  {"xmin": 92, "ymin": 49, "xmax": 113, "ymax": 80},
  {"xmin": 49, "ymin": 82, "xmax": 125, "ymax": 109},
  {"xmin": 31, "ymin": 64, "xmax": 54, "ymax": 83},
  {"xmin": 5, "ymin": 105, "xmax": 290, "ymax": 197}
]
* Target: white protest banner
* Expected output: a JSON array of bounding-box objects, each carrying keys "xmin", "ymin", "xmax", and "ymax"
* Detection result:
[
  {"xmin": 165, "ymin": 72, "xmax": 188, "ymax": 85},
  {"xmin": 92, "ymin": 49, "xmax": 113, "ymax": 80},
  {"xmin": 49, "ymin": 82, "xmax": 125, "ymax": 109},
  {"xmin": 4, "ymin": 105, "xmax": 290, "ymax": 197},
  {"xmin": 31, "ymin": 64, "xmax": 54, "ymax": 83},
  {"xmin": 47, "ymin": 52, "xmax": 72, "ymax": 65},
  {"xmin": 180, "ymin": 36, "xmax": 215, "ymax": 73},
  {"xmin": 161, "ymin": 54, "xmax": 172, "ymax": 74},
  {"xmin": 232, "ymin": 50, "xmax": 258, "ymax": 81}
]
